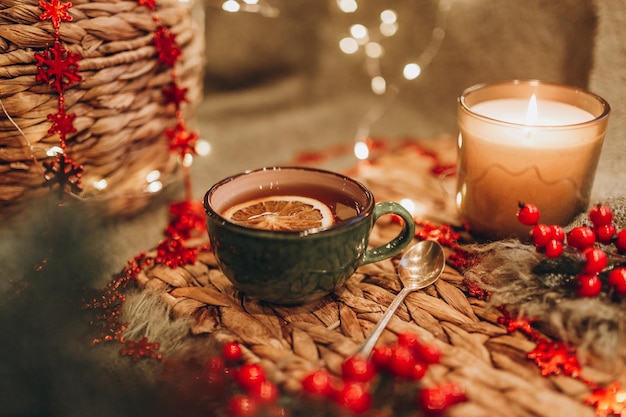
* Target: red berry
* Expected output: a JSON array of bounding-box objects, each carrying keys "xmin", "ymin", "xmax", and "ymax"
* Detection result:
[
  {"xmin": 397, "ymin": 332, "xmax": 420, "ymax": 349},
  {"xmin": 371, "ymin": 344, "xmax": 392, "ymax": 369},
  {"xmin": 302, "ymin": 369, "xmax": 335, "ymax": 397},
  {"xmin": 595, "ymin": 223, "xmax": 617, "ymax": 245},
  {"xmin": 576, "ymin": 273, "xmax": 602, "ymax": 297},
  {"xmin": 341, "ymin": 356, "xmax": 376, "ymax": 383},
  {"xmin": 581, "ymin": 247, "xmax": 608, "ymax": 274},
  {"xmin": 551, "ymin": 225, "xmax": 566, "ymax": 242},
  {"xmin": 544, "ymin": 239, "xmax": 564, "ymax": 258},
  {"xmin": 334, "ymin": 382, "xmax": 372, "ymax": 413},
  {"xmin": 567, "ymin": 226, "xmax": 596, "ymax": 250},
  {"xmin": 222, "ymin": 341, "xmax": 243, "ymax": 362},
  {"xmin": 615, "ymin": 229, "xmax": 626, "ymax": 253},
  {"xmin": 414, "ymin": 342, "xmax": 441, "ymax": 365},
  {"xmin": 387, "ymin": 345, "xmax": 415, "ymax": 378},
  {"xmin": 589, "ymin": 204, "xmax": 613, "ymax": 227},
  {"xmin": 608, "ymin": 268, "xmax": 626, "ymax": 295},
  {"xmin": 228, "ymin": 395, "xmax": 260, "ymax": 417},
  {"xmin": 531, "ymin": 224, "xmax": 553, "ymax": 247},
  {"xmin": 409, "ymin": 361, "xmax": 428, "ymax": 381},
  {"xmin": 249, "ymin": 380, "xmax": 278, "ymax": 403},
  {"xmin": 517, "ymin": 203, "xmax": 540, "ymax": 226},
  {"xmin": 236, "ymin": 363, "xmax": 266, "ymax": 391}
]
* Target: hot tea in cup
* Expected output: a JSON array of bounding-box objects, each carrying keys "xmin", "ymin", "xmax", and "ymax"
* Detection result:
[{"xmin": 204, "ymin": 167, "xmax": 415, "ymax": 304}]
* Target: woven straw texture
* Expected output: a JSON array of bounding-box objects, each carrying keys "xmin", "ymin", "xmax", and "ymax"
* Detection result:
[
  {"xmin": 132, "ymin": 138, "xmax": 624, "ymax": 417},
  {"xmin": 0, "ymin": 0, "xmax": 204, "ymax": 219}
]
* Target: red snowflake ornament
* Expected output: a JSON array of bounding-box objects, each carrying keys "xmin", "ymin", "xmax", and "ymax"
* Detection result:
[
  {"xmin": 47, "ymin": 106, "xmax": 77, "ymax": 139},
  {"xmin": 39, "ymin": 0, "xmax": 73, "ymax": 29},
  {"xmin": 35, "ymin": 41, "xmax": 81, "ymax": 94},
  {"xmin": 527, "ymin": 338, "xmax": 582, "ymax": 378},
  {"xmin": 166, "ymin": 122, "xmax": 198, "ymax": 157},
  {"xmin": 154, "ymin": 26, "xmax": 181, "ymax": 67},
  {"xmin": 42, "ymin": 152, "xmax": 83, "ymax": 197},
  {"xmin": 163, "ymin": 81, "xmax": 188, "ymax": 110},
  {"xmin": 497, "ymin": 307, "xmax": 537, "ymax": 338},
  {"xmin": 120, "ymin": 337, "xmax": 162, "ymax": 361},
  {"xmin": 585, "ymin": 382, "xmax": 626, "ymax": 417}
]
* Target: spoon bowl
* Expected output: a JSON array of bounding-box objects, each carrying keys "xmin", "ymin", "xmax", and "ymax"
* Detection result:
[
  {"xmin": 356, "ymin": 239, "xmax": 446, "ymax": 357},
  {"xmin": 398, "ymin": 239, "xmax": 446, "ymax": 290}
]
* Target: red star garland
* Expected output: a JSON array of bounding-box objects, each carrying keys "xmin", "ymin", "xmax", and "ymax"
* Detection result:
[
  {"xmin": 137, "ymin": 0, "xmax": 156, "ymax": 11},
  {"xmin": 42, "ymin": 152, "xmax": 83, "ymax": 197},
  {"xmin": 39, "ymin": 0, "xmax": 73, "ymax": 29},
  {"xmin": 166, "ymin": 121, "xmax": 198, "ymax": 158},
  {"xmin": 154, "ymin": 26, "xmax": 182, "ymax": 67},
  {"xmin": 46, "ymin": 105, "xmax": 77, "ymax": 138},
  {"xmin": 163, "ymin": 81, "xmax": 189, "ymax": 110},
  {"xmin": 34, "ymin": 41, "xmax": 82, "ymax": 95},
  {"xmin": 165, "ymin": 200, "xmax": 207, "ymax": 239},
  {"xmin": 37, "ymin": 1, "xmax": 83, "ymax": 193}
]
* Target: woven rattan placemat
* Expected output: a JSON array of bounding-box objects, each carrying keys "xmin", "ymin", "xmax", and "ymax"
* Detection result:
[{"xmin": 130, "ymin": 137, "xmax": 623, "ymax": 417}]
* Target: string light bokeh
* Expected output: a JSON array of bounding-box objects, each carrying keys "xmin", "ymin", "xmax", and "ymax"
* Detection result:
[{"xmin": 335, "ymin": 0, "xmax": 453, "ymax": 161}]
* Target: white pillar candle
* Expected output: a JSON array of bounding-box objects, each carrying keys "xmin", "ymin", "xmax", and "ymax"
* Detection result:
[{"xmin": 456, "ymin": 80, "xmax": 610, "ymax": 240}]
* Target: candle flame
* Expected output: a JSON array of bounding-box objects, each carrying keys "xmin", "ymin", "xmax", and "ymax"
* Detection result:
[{"xmin": 524, "ymin": 94, "xmax": 538, "ymax": 126}]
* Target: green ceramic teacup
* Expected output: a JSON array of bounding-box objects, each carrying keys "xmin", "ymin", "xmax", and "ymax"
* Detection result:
[{"xmin": 203, "ymin": 167, "xmax": 415, "ymax": 305}]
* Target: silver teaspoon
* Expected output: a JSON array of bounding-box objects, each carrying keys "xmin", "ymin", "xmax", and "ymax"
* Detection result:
[{"xmin": 357, "ymin": 239, "xmax": 446, "ymax": 357}]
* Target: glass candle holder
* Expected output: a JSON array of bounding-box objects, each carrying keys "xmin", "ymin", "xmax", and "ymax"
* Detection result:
[{"xmin": 456, "ymin": 80, "xmax": 610, "ymax": 241}]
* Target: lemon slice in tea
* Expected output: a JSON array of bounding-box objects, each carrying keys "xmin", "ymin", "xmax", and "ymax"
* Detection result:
[{"xmin": 223, "ymin": 196, "xmax": 334, "ymax": 231}]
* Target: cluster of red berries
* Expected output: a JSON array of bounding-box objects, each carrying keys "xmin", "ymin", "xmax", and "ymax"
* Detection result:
[
  {"xmin": 517, "ymin": 203, "xmax": 626, "ymax": 298},
  {"xmin": 211, "ymin": 342, "xmax": 284, "ymax": 417},
  {"xmin": 301, "ymin": 332, "xmax": 466, "ymax": 415}
]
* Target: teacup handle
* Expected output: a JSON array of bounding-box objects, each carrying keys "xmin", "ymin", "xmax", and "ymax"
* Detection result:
[{"xmin": 361, "ymin": 201, "xmax": 415, "ymax": 265}]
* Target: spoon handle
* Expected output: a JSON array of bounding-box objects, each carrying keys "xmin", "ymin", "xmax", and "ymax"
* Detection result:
[{"xmin": 357, "ymin": 286, "xmax": 413, "ymax": 358}]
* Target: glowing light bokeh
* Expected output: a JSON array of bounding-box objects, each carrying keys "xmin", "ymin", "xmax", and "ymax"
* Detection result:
[
  {"xmin": 337, "ymin": 0, "xmax": 358, "ymax": 13},
  {"xmin": 182, "ymin": 153, "xmax": 194, "ymax": 167},
  {"xmin": 339, "ymin": 37, "xmax": 359, "ymax": 54},
  {"xmin": 146, "ymin": 170, "xmax": 161, "ymax": 183},
  {"xmin": 221, "ymin": 0, "xmax": 240, "ymax": 12},
  {"xmin": 365, "ymin": 41, "xmax": 383, "ymax": 59},
  {"xmin": 354, "ymin": 141, "xmax": 370, "ymax": 160},
  {"xmin": 403, "ymin": 63, "xmax": 422, "ymax": 80},
  {"xmin": 379, "ymin": 22, "xmax": 398, "ymax": 37},
  {"xmin": 400, "ymin": 198, "xmax": 416, "ymax": 215},
  {"xmin": 46, "ymin": 146, "xmax": 63, "ymax": 156},
  {"xmin": 335, "ymin": 0, "xmax": 452, "ymax": 98},
  {"xmin": 93, "ymin": 179, "xmax": 108, "ymax": 191},
  {"xmin": 147, "ymin": 181, "xmax": 163, "ymax": 193},
  {"xmin": 380, "ymin": 9, "xmax": 397, "ymax": 24},
  {"xmin": 196, "ymin": 139, "xmax": 212, "ymax": 156},
  {"xmin": 371, "ymin": 76, "xmax": 386, "ymax": 95},
  {"xmin": 350, "ymin": 24, "xmax": 369, "ymax": 44}
]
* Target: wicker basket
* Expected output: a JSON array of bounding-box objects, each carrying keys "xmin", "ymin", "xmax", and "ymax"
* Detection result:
[{"xmin": 0, "ymin": 0, "xmax": 204, "ymax": 219}]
